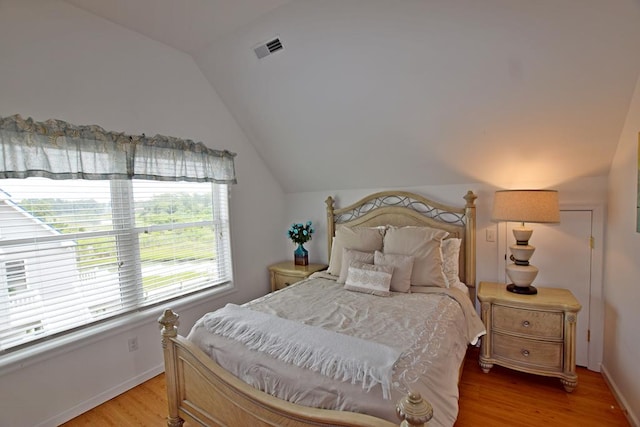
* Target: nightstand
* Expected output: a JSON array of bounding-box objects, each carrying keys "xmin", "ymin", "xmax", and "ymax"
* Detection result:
[
  {"xmin": 477, "ymin": 281, "xmax": 582, "ymax": 392},
  {"xmin": 268, "ymin": 261, "xmax": 328, "ymax": 292}
]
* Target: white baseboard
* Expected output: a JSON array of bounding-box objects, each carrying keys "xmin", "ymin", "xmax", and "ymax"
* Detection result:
[
  {"xmin": 37, "ymin": 363, "xmax": 165, "ymax": 427},
  {"xmin": 601, "ymin": 364, "xmax": 639, "ymax": 427}
]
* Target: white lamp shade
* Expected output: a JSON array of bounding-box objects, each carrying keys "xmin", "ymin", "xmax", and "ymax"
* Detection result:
[{"xmin": 492, "ymin": 190, "xmax": 560, "ymax": 224}]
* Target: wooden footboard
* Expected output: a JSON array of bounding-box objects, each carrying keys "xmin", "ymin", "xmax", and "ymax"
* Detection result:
[{"xmin": 159, "ymin": 309, "xmax": 433, "ymax": 427}]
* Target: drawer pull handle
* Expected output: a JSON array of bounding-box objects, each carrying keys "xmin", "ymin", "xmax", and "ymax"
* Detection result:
[
  {"xmin": 522, "ymin": 320, "xmax": 530, "ymax": 328},
  {"xmin": 284, "ymin": 282, "xmax": 291, "ymax": 286},
  {"xmin": 521, "ymin": 349, "xmax": 530, "ymax": 357}
]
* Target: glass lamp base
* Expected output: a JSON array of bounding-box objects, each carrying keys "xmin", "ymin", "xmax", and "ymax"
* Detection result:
[{"xmin": 506, "ymin": 283, "xmax": 538, "ymax": 295}]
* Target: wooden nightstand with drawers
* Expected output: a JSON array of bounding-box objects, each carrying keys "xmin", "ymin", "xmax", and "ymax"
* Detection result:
[
  {"xmin": 268, "ymin": 261, "xmax": 328, "ymax": 292},
  {"xmin": 477, "ymin": 281, "xmax": 582, "ymax": 392}
]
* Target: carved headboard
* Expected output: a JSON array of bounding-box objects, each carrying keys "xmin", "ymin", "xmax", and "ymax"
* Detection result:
[{"xmin": 325, "ymin": 191, "xmax": 477, "ymax": 301}]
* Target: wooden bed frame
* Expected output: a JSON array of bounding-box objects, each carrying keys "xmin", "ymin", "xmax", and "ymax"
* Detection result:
[{"xmin": 159, "ymin": 190, "xmax": 477, "ymax": 427}]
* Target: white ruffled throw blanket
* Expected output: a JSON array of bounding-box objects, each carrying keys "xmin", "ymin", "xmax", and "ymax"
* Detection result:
[{"xmin": 202, "ymin": 303, "xmax": 401, "ymax": 399}]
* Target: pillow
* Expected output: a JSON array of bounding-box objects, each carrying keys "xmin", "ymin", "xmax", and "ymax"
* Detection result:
[
  {"xmin": 441, "ymin": 238, "xmax": 462, "ymax": 288},
  {"xmin": 374, "ymin": 250, "xmax": 414, "ymax": 293},
  {"xmin": 383, "ymin": 226, "xmax": 449, "ymax": 288},
  {"xmin": 327, "ymin": 226, "xmax": 385, "ymax": 276},
  {"xmin": 337, "ymin": 248, "xmax": 375, "ymax": 284},
  {"xmin": 344, "ymin": 261, "xmax": 393, "ymax": 297}
]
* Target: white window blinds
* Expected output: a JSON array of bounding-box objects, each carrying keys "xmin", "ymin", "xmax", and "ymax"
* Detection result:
[{"xmin": 0, "ymin": 178, "xmax": 232, "ymax": 352}]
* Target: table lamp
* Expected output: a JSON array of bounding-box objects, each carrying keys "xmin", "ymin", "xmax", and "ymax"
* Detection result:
[{"xmin": 492, "ymin": 189, "xmax": 560, "ymax": 295}]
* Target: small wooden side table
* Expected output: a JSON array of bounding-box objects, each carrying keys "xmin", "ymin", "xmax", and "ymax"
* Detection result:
[
  {"xmin": 268, "ymin": 261, "xmax": 328, "ymax": 292},
  {"xmin": 477, "ymin": 281, "xmax": 582, "ymax": 392}
]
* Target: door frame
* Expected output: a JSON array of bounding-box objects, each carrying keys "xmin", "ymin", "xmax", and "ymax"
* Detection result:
[{"xmin": 497, "ymin": 203, "xmax": 604, "ymax": 372}]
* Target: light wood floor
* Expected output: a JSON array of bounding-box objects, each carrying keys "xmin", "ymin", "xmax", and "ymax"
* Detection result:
[
  {"xmin": 62, "ymin": 346, "xmax": 630, "ymax": 427},
  {"xmin": 456, "ymin": 347, "xmax": 629, "ymax": 426}
]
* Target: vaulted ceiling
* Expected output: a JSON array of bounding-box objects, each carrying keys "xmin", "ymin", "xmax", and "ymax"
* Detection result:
[{"xmin": 65, "ymin": 0, "xmax": 640, "ymax": 193}]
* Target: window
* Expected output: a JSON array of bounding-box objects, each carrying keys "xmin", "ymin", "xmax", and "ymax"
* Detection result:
[
  {"xmin": 6, "ymin": 260, "xmax": 27, "ymax": 294},
  {"xmin": 0, "ymin": 114, "xmax": 236, "ymax": 353},
  {"xmin": 0, "ymin": 177, "xmax": 232, "ymax": 352}
]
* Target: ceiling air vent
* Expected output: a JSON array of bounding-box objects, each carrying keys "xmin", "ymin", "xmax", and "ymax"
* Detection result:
[{"xmin": 254, "ymin": 37, "xmax": 283, "ymax": 59}]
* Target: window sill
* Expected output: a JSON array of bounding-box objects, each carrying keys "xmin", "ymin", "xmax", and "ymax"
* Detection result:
[{"xmin": 0, "ymin": 282, "xmax": 236, "ymax": 376}]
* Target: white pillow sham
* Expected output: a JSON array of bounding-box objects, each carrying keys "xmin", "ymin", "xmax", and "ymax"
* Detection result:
[
  {"xmin": 373, "ymin": 250, "xmax": 414, "ymax": 293},
  {"xmin": 337, "ymin": 248, "xmax": 375, "ymax": 284},
  {"xmin": 327, "ymin": 226, "xmax": 385, "ymax": 276},
  {"xmin": 441, "ymin": 237, "xmax": 462, "ymax": 288},
  {"xmin": 344, "ymin": 261, "xmax": 393, "ymax": 297},
  {"xmin": 383, "ymin": 226, "xmax": 449, "ymax": 288}
]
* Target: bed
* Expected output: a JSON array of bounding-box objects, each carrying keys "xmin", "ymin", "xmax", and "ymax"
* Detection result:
[{"xmin": 158, "ymin": 190, "xmax": 483, "ymax": 427}]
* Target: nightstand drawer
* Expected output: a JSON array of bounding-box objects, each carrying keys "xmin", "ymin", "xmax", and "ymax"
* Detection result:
[
  {"xmin": 493, "ymin": 332, "xmax": 563, "ymax": 369},
  {"xmin": 273, "ymin": 273, "xmax": 303, "ymax": 290},
  {"xmin": 492, "ymin": 305, "xmax": 563, "ymax": 339}
]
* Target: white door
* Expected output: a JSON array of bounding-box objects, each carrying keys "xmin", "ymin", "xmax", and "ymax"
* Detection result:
[{"xmin": 500, "ymin": 208, "xmax": 603, "ymax": 370}]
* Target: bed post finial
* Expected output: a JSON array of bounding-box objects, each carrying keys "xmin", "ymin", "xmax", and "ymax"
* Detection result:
[
  {"xmin": 325, "ymin": 196, "xmax": 335, "ymax": 209},
  {"xmin": 396, "ymin": 391, "xmax": 433, "ymax": 426},
  {"xmin": 159, "ymin": 309, "xmax": 179, "ymax": 347},
  {"xmin": 463, "ymin": 190, "xmax": 477, "ymax": 208}
]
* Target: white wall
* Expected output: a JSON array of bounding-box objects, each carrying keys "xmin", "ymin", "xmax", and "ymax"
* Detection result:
[
  {"xmin": 0, "ymin": 1, "xmax": 284, "ymax": 426},
  {"xmin": 603, "ymin": 73, "xmax": 640, "ymax": 426}
]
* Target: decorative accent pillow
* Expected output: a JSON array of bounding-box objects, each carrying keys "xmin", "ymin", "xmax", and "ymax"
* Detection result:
[
  {"xmin": 441, "ymin": 238, "xmax": 462, "ymax": 288},
  {"xmin": 344, "ymin": 261, "xmax": 393, "ymax": 297},
  {"xmin": 373, "ymin": 251, "xmax": 414, "ymax": 293},
  {"xmin": 337, "ymin": 248, "xmax": 375, "ymax": 284},
  {"xmin": 327, "ymin": 226, "xmax": 385, "ymax": 276},
  {"xmin": 383, "ymin": 226, "xmax": 449, "ymax": 288}
]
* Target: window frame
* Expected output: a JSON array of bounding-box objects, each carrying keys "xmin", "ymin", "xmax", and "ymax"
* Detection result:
[{"xmin": 0, "ymin": 178, "xmax": 234, "ymax": 355}]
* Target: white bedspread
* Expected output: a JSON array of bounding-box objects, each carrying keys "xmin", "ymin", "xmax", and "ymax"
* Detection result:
[
  {"xmin": 188, "ymin": 274, "xmax": 485, "ymax": 426},
  {"xmin": 201, "ymin": 303, "xmax": 401, "ymax": 398}
]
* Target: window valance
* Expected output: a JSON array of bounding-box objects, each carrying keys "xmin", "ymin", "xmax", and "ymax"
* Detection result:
[{"xmin": 0, "ymin": 114, "xmax": 237, "ymax": 183}]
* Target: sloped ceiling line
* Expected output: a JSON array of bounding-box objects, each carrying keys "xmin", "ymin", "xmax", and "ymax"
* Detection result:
[{"xmin": 65, "ymin": 0, "xmax": 640, "ymax": 193}]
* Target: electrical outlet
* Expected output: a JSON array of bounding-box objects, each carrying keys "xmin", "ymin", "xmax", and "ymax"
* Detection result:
[{"xmin": 128, "ymin": 337, "xmax": 139, "ymax": 352}]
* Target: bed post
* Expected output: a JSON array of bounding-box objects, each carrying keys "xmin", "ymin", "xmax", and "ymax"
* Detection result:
[
  {"xmin": 158, "ymin": 309, "xmax": 184, "ymax": 427},
  {"xmin": 463, "ymin": 191, "xmax": 477, "ymax": 302},
  {"xmin": 396, "ymin": 391, "xmax": 433, "ymax": 426},
  {"xmin": 325, "ymin": 196, "xmax": 336, "ymax": 262}
]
